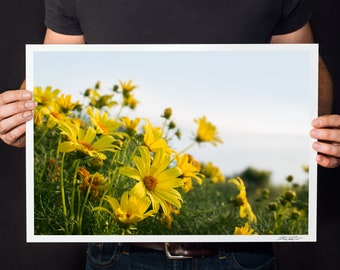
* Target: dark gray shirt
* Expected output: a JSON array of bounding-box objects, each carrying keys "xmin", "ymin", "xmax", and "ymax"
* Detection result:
[{"xmin": 44, "ymin": 0, "xmax": 311, "ymax": 44}]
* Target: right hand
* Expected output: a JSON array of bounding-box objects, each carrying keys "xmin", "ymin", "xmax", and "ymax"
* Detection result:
[
  {"xmin": 310, "ymin": 115, "xmax": 340, "ymax": 168},
  {"xmin": 0, "ymin": 90, "xmax": 35, "ymax": 147}
]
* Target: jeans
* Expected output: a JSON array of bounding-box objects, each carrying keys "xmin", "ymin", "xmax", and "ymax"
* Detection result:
[{"xmin": 86, "ymin": 243, "xmax": 276, "ymax": 270}]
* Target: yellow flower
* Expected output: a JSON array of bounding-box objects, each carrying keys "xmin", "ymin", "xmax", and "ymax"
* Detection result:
[
  {"xmin": 95, "ymin": 94, "xmax": 117, "ymax": 109},
  {"xmin": 124, "ymin": 93, "xmax": 139, "ymax": 109},
  {"xmin": 162, "ymin": 108, "xmax": 172, "ymax": 120},
  {"xmin": 194, "ymin": 116, "xmax": 223, "ymax": 146},
  {"xmin": 84, "ymin": 87, "xmax": 100, "ymax": 99},
  {"xmin": 175, "ymin": 153, "xmax": 204, "ymax": 192},
  {"xmin": 33, "ymin": 109, "xmax": 44, "ymax": 126},
  {"xmin": 85, "ymin": 87, "xmax": 117, "ymax": 109},
  {"xmin": 201, "ymin": 162, "xmax": 225, "ymax": 183},
  {"xmin": 57, "ymin": 94, "xmax": 80, "ymax": 114},
  {"xmin": 58, "ymin": 122, "xmax": 119, "ymax": 160},
  {"xmin": 119, "ymin": 146, "xmax": 183, "ymax": 215},
  {"xmin": 160, "ymin": 202, "xmax": 180, "ymax": 228},
  {"xmin": 229, "ymin": 177, "xmax": 257, "ymax": 223},
  {"xmin": 119, "ymin": 80, "xmax": 137, "ymax": 92},
  {"xmin": 45, "ymin": 102, "xmax": 66, "ymax": 128},
  {"xmin": 233, "ymin": 222, "xmax": 257, "ymax": 235},
  {"xmin": 302, "ymin": 165, "xmax": 309, "ymax": 173},
  {"xmin": 34, "ymin": 86, "xmax": 60, "ymax": 106},
  {"xmin": 78, "ymin": 170, "xmax": 107, "ymax": 198},
  {"xmin": 95, "ymin": 191, "xmax": 155, "ymax": 226},
  {"xmin": 34, "ymin": 86, "xmax": 69, "ymax": 128},
  {"xmin": 142, "ymin": 119, "xmax": 172, "ymax": 153},
  {"xmin": 87, "ymin": 107, "xmax": 121, "ymax": 135},
  {"xmin": 120, "ymin": 116, "xmax": 141, "ymax": 137}
]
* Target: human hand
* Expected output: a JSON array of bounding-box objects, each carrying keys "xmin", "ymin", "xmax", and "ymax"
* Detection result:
[
  {"xmin": 0, "ymin": 90, "xmax": 35, "ymax": 147},
  {"xmin": 310, "ymin": 115, "xmax": 340, "ymax": 168}
]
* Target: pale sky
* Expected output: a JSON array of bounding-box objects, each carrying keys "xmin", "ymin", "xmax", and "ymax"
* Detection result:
[{"xmin": 30, "ymin": 44, "xmax": 318, "ymax": 184}]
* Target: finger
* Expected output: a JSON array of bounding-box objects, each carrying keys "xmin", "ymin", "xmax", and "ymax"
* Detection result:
[
  {"xmin": 0, "ymin": 100, "xmax": 35, "ymax": 120},
  {"xmin": 316, "ymin": 154, "xmax": 340, "ymax": 169},
  {"xmin": 0, "ymin": 123, "xmax": 27, "ymax": 147},
  {"xmin": 0, "ymin": 110, "xmax": 32, "ymax": 135},
  {"xmin": 312, "ymin": 141, "xmax": 340, "ymax": 158},
  {"xmin": 310, "ymin": 128, "xmax": 340, "ymax": 142},
  {"xmin": 0, "ymin": 90, "xmax": 32, "ymax": 105},
  {"xmin": 312, "ymin": 115, "xmax": 340, "ymax": 129}
]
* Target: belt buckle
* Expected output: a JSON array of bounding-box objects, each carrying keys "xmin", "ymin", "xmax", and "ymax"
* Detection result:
[{"xmin": 164, "ymin": 243, "xmax": 193, "ymax": 260}]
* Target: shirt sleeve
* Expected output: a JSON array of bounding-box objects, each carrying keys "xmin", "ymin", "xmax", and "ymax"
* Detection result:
[
  {"xmin": 273, "ymin": 0, "xmax": 311, "ymax": 35},
  {"xmin": 44, "ymin": 0, "xmax": 83, "ymax": 35}
]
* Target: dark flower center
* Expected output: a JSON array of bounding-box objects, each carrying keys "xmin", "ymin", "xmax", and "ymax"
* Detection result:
[{"xmin": 144, "ymin": 175, "xmax": 158, "ymax": 190}]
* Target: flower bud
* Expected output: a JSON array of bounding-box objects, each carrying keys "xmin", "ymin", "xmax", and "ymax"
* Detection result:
[
  {"xmin": 284, "ymin": 190, "xmax": 296, "ymax": 202},
  {"xmin": 175, "ymin": 129, "xmax": 182, "ymax": 139},
  {"xmin": 113, "ymin": 84, "xmax": 119, "ymax": 92},
  {"xmin": 268, "ymin": 202, "xmax": 278, "ymax": 211},
  {"xmin": 291, "ymin": 209, "xmax": 301, "ymax": 220},
  {"xmin": 168, "ymin": 121, "xmax": 176, "ymax": 130},
  {"xmin": 162, "ymin": 108, "xmax": 172, "ymax": 119},
  {"xmin": 90, "ymin": 157, "xmax": 103, "ymax": 171},
  {"xmin": 286, "ymin": 175, "xmax": 294, "ymax": 183},
  {"xmin": 84, "ymin": 88, "xmax": 91, "ymax": 97},
  {"xmin": 95, "ymin": 81, "xmax": 101, "ymax": 89}
]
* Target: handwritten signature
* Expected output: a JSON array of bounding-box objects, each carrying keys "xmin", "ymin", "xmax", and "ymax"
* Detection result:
[{"xmin": 276, "ymin": 235, "xmax": 304, "ymax": 241}]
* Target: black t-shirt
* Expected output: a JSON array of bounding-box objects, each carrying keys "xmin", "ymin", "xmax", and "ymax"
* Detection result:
[{"xmin": 44, "ymin": 0, "xmax": 311, "ymax": 44}]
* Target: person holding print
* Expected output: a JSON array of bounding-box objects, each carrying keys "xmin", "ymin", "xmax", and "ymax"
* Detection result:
[{"xmin": 0, "ymin": 0, "xmax": 338, "ymax": 269}]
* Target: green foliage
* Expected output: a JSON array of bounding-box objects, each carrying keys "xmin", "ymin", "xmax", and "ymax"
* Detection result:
[{"xmin": 33, "ymin": 82, "xmax": 309, "ymax": 236}]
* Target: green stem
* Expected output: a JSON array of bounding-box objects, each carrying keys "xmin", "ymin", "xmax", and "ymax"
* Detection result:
[
  {"xmin": 98, "ymin": 169, "xmax": 117, "ymax": 207},
  {"xmin": 116, "ymin": 104, "xmax": 125, "ymax": 119},
  {"xmin": 60, "ymin": 152, "xmax": 69, "ymax": 234},
  {"xmin": 178, "ymin": 141, "xmax": 197, "ymax": 155},
  {"xmin": 69, "ymin": 159, "xmax": 81, "ymax": 234},
  {"xmin": 290, "ymin": 220, "xmax": 297, "ymax": 234},
  {"xmin": 117, "ymin": 137, "xmax": 132, "ymax": 165},
  {"xmin": 77, "ymin": 175, "xmax": 95, "ymax": 234},
  {"xmin": 272, "ymin": 212, "xmax": 278, "ymax": 233}
]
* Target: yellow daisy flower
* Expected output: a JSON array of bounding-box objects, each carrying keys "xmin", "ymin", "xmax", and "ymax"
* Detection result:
[
  {"xmin": 33, "ymin": 109, "xmax": 44, "ymax": 126},
  {"xmin": 194, "ymin": 116, "xmax": 223, "ymax": 146},
  {"xmin": 95, "ymin": 191, "xmax": 155, "ymax": 227},
  {"xmin": 87, "ymin": 107, "xmax": 121, "ymax": 135},
  {"xmin": 124, "ymin": 93, "xmax": 139, "ymax": 109},
  {"xmin": 78, "ymin": 169, "xmax": 107, "ymax": 198},
  {"xmin": 229, "ymin": 177, "xmax": 257, "ymax": 223},
  {"xmin": 57, "ymin": 94, "xmax": 80, "ymax": 114},
  {"xmin": 142, "ymin": 120, "xmax": 172, "ymax": 153},
  {"xmin": 34, "ymin": 86, "xmax": 60, "ymax": 106},
  {"xmin": 120, "ymin": 116, "xmax": 141, "ymax": 137},
  {"xmin": 175, "ymin": 153, "xmax": 204, "ymax": 192},
  {"xmin": 58, "ymin": 122, "xmax": 119, "ymax": 160},
  {"xmin": 233, "ymin": 222, "xmax": 257, "ymax": 235},
  {"xmin": 201, "ymin": 162, "xmax": 225, "ymax": 183},
  {"xmin": 45, "ymin": 102, "xmax": 67, "ymax": 128},
  {"xmin": 85, "ymin": 87, "xmax": 117, "ymax": 109},
  {"xmin": 119, "ymin": 79, "xmax": 137, "ymax": 92},
  {"xmin": 119, "ymin": 146, "xmax": 183, "ymax": 215},
  {"xmin": 160, "ymin": 202, "xmax": 180, "ymax": 229}
]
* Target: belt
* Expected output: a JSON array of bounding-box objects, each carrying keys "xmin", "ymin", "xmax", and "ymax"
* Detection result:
[
  {"xmin": 129, "ymin": 243, "xmax": 230, "ymax": 259},
  {"xmin": 99, "ymin": 242, "xmax": 273, "ymax": 260}
]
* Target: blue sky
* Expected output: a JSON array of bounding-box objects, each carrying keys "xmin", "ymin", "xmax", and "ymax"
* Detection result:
[{"xmin": 31, "ymin": 44, "xmax": 318, "ymax": 184}]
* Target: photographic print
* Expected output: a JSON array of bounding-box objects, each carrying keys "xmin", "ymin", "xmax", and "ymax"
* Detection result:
[{"xmin": 26, "ymin": 44, "xmax": 318, "ymax": 242}]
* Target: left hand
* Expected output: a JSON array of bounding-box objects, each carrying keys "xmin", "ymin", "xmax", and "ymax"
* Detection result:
[{"xmin": 310, "ymin": 114, "xmax": 340, "ymax": 168}]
